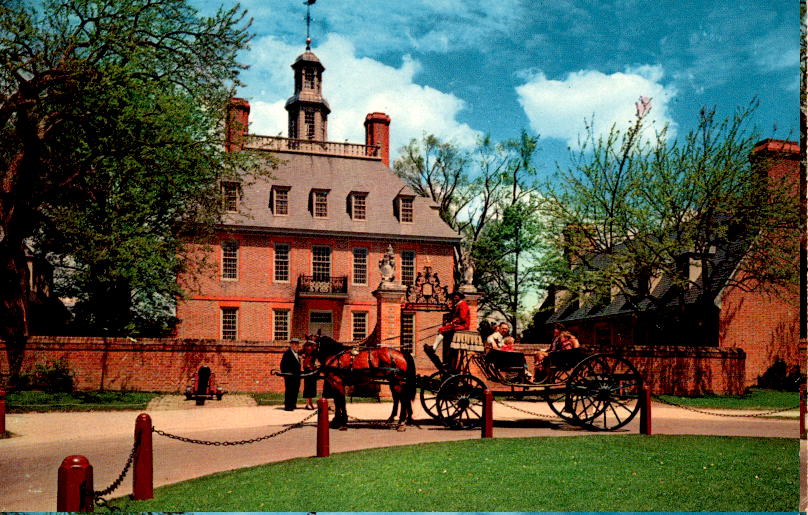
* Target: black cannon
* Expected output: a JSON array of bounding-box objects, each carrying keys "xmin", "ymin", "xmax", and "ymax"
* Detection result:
[{"xmin": 184, "ymin": 366, "xmax": 226, "ymax": 405}]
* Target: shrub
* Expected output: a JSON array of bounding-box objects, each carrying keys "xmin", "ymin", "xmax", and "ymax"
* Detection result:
[
  {"xmin": 30, "ymin": 358, "xmax": 75, "ymax": 393},
  {"xmin": 757, "ymin": 359, "xmax": 804, "ymax": 392}
]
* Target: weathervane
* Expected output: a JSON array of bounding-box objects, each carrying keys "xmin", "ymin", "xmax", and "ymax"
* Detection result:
[{"xmin": 304, "ymin": 0, "xmax": 316, "ymax": 50}]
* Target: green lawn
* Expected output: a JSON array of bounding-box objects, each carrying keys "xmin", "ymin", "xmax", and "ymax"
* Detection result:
[
  {"xmin": 6, "ymin": 390, "xmax": 158, "ymax": 412},
  {"xmin": 656, "ymin": 388, "xmax": 799, "ymax": 410},
  {"xmin": 106, "ymin": 435, "xmax": 797, "ymax": 512}
]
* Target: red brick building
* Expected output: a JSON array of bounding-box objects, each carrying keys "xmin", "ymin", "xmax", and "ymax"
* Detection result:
[{"xmin": 175, "ymin": 44, "xmax": 466, "ymax": 353}]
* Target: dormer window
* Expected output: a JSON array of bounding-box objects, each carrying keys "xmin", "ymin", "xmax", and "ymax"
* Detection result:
[
  {"xmin": 350, "ymin": 192, "xmax": 367, "ymax": 221},
  {"xmin": 311, "ymin": 189, "xmax": 329, "ymax": 218},
  {"xmin": 270, "ymin": 186, "xmax": 290, "ymax": 216},
  {"xmin": 398, "ymin": 196, "xmax": 414, "ymax": 223},
  {"xmin": 222, "ymin": 181, "xmax": 240, "ymax": 212}
]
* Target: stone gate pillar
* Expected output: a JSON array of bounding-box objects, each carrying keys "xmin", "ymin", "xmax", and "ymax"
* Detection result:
[{"xmin": 373, "ymin": 284, "xmax": 408, "ymax": 348}]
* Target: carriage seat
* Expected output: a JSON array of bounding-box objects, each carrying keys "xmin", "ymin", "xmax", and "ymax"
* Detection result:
[
  {"xmin": 485, "ymin": 349, "xmax": 528, "ymax": 371},
  {"xmin": 449, "ymin": 330, "xmax": 485, "ymax": 352},
  {"xmin": 542, "ymin": 346, "xmax": 589, "ymax": 370}
]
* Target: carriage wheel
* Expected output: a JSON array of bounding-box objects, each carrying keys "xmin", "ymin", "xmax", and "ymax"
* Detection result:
[
  {"xmin": 436, "ymin": 374, "xmax": 487, "ymax": 429},
  {"xmin": 419, "ymin": 371, "xmax": 444, "ymax": 420},
  {"xmin": 544, "ymin": 367, "xmax": 574, "ymax": 422},
  {"xmin": 565, "ymin": 354, "xmax": 643, "ymax": 431}
]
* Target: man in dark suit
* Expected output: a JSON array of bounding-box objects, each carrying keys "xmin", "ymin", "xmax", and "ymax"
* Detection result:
[{"xmin": 280, "ymin": 338, "xmax": 302, "ymax": 411}]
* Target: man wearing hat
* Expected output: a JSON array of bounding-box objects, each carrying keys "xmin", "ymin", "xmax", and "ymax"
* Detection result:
[
  {"xmin": 280, "ymin": 338, "xmax": 302, "ymax": 411},
  {"xmin": 431, "ymin": 291, "xmax": 470, "ymax": 370}
]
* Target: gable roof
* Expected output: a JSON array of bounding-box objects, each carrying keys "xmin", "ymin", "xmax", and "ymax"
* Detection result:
[
  {"xmin": 545, "ymin": 238, "xmax": 747, "ymax": 325},
  {"xmin": 223, "ymin": 150, "xmax": 461, "ymax": 243}
]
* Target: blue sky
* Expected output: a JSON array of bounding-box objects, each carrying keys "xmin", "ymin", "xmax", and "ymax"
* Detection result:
[{"xmin": 195, "ymin": 0, "xmax": 798, "ymax": 169}]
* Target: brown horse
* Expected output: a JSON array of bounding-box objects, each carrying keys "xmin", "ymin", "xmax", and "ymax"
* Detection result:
[{"xmin": 300, "ymin": 335, "xmax": 416, "ymax": 429}]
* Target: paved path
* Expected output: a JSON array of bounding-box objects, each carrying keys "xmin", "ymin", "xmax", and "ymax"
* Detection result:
[{"xmin": 0, "ymin": 395, "xmax": 801, "ymax": 512}]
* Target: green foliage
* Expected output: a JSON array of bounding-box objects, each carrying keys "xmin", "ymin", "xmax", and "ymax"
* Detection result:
[
  {"xmin": 657, "ymin": 388, "xmax": 799, "ymax": 410},
  {"xmin": 106, "ymin": 435, "xmax": 798, "ymax": 512},
  {"xmin": 20, "ymin": 358, "xmax": 76, "ymax": 393},
  {"xmin": 394, "ymin": 131, "xmax": 549, "ymax": 330},
  {"xmin": 0, "ymin": 0, "xmax": 266, "ymax": 339},
  {"xmin": 540, "ymin": 102, "xmax": 799, "ymax": 326},
  {"xmin": 7, "ymin": 389, "xmax": 157, "ymax": 412}
]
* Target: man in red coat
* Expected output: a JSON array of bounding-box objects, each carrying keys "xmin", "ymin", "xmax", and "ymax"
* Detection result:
[{"xmin": 432, "ymin": 291, "xmax": 470, "ymax": 369}]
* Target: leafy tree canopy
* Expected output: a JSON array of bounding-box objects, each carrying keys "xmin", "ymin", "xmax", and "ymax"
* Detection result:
[
  {"xmin": 540, "ymin": 101, "xmax": 799, "ymax": 328},
  {"xmin": 0, "ymin": 0, "xmax": 261, "ymax": 353}
]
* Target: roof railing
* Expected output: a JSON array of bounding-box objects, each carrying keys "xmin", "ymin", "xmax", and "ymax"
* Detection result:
[{"xmin": 244, "ymin": 135, "xmax": 381, "ymax": 159}]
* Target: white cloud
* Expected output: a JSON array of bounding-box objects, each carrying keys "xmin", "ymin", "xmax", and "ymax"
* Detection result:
[
  {"xmin": 515, "ymin": 65, "xmax": 677, "ymax": 148},
  {"xmin": 240, "ymin": 34, "xmax": 481, "ymax": 157}
]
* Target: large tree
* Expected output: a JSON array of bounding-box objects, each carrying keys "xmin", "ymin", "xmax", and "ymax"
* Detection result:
[
  {"xmin": 394, "ymin": 132, "xmax": 547, "ymax": 331},
  {"xmin": 540, "ymin": 101, "xmax": 799, "ymax": 340},
  {"xmin": 1, "ymin": 0, "xmax": 256, "ymax": 375}
]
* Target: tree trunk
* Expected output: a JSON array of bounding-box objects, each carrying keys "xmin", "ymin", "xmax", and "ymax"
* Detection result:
[{"xmin": 0, "ymin": 238, "xmax": 32, "ymax": 385}]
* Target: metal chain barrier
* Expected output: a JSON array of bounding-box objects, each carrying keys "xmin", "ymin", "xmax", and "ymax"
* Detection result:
[
  {"xmin": 494, "ymin": 398, "xmax": 558, "ymax": 420},
  {"xmin": 152, "ymin": 410, "xmax": 317, "ymax": 446},
  {"xmin": 652, "ymin": 395, "xmax": 800, "ymax": 418},
  {"xmin": 87, "ymin": 438, "xmax": 140, "ymax": 508}
]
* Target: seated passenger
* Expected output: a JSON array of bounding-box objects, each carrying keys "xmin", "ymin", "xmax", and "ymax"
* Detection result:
[
  {"xmin": 486, "ymin": 322, "xmax": 509, "ymax": 350},
  {"xmin": 501, "ymin": 335, "xmax": 515, "ymax": 352},
  {"xmin": 535, "ymin": 323, "xmax": 581, "ymax": 378}
]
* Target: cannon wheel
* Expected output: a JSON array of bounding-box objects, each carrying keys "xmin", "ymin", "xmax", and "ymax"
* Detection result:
[
  {"xmin": 544, "ymin": 367, "xmax": 574, "ymax": 422},
  {"xmin": 419, "ymin": 371, "xmax": 443, "ymax": 420},
  {"xmin": 436, "ymin": 374, "xmax": 487, "ymax": 429},
  {"xmin": 565, "ymin": 354, "xmax": 643, "ymax": 431}
]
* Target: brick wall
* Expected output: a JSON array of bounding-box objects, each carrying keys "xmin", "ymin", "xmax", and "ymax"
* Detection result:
[
  {"xmin": 1, "ymin": 336, "xmax": 288, "ymax": 393},
  {"xmin": 719, "ymin": 281, "xmax": 800, "ymax": 386},
  {"xmin": 3, "ymin": 339, "xmax": 744, "ymax": 395}
]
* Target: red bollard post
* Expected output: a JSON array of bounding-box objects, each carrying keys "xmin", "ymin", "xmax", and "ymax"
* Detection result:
[
  {"xmin": 640, "ymin": 386, "xmax": 652, "ymax": 435},
  {"xmin": 57, "ymin": 455, "xmax": 94, "ymax": 512},
  {"xmin": 800, "ymin": 384, "xmax": 805, "ymax": 440},
  {"xmin": 132, "ymin": 413, "xmax": 153, "ymax": 500},
  {"xmin": 0, "ymin": 388, "xmax": 6, "ymax": 435},
  {"xmin": 316, "ymin": 397, "xmax": 329, "ymax": 457},
  {"xmin": 481, "ymin": 389, "xmax": 493, "ymax": 438}
]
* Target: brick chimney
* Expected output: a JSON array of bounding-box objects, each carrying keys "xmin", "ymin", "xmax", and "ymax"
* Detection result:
[
  {"xmin": 364, "ymin": 112, "xmax": 391, "ymax": 167},
  {"xmin": 750, "ymin": 138, "xmax": 799, "ymax": 183},
  {"xmin": 226, "ymin": 97, "xmax": 250, "ymax": 152}
]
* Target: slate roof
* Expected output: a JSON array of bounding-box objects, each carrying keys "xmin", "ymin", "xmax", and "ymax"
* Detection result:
[
  {"xmin": 546, "ymin": 238, "xmax": 747, "ymax": 325},
  {"xmin": 223, "ymin": 150, "xmax": 461, "ymax": 243}
]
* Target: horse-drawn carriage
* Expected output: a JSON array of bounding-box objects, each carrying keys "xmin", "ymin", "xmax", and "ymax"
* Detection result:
[
  {"xmin": 418, "ymin": 330, "xmax": 643, "ymax": 431},
  {"xmin": 298, "ymin": 330, "xmax": 643, "ymax": 432}
]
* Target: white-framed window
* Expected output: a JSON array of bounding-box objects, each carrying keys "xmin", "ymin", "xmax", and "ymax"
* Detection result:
[
  {"xmin": 272, "ymin": 187, "xmax": 289, "ymax": 216},
  {"xmin": 401, "ymin": 312, "xmax": 414, "ymax": 353},
  {"xmin": 401, "ymin": 250, "xmax": 415, "ymax": 285},
  {"xmin": 274, "ymin": 243, "xmax": 290, "ymax": 282},
  {"xmin": 273, "ymin": 309, "xmax": 290, "ymax": 341},
  {"xmin": 221, "ymin": 241, "xmax": 238, "ymax": 280},
  {"xmin": 221, "ymin": 307, "xmax": 238, "ymax": 340},
  {"xmin": 222, "ymin": 181, "xmax": 239, "ymax": 212},
  {"xmin": 352, "ymin": 193, "xmax": 367, "ymax": 220},
  {"xmin": 352, "ymin": 247, "xmax": 368, "ymax": 285},
  {"xmin": 352, "ymin": 311, "xmax": 368, "ymax": 341},
  {"xmin": 312, "ymin": 245, "xmax": 331, "ymax": 281},
  {"xmin": 400, "ymin": 196, "xmax": 414, "ymax": 223},
  {"xmin": 313, "ymin": 190, "xmax": 328, "ymax": 218}
]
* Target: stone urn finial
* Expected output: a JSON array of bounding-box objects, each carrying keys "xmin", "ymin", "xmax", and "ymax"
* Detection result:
[{"xmin": 379, "ymin": 244, "xmax": 396, "ymax": 285}]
